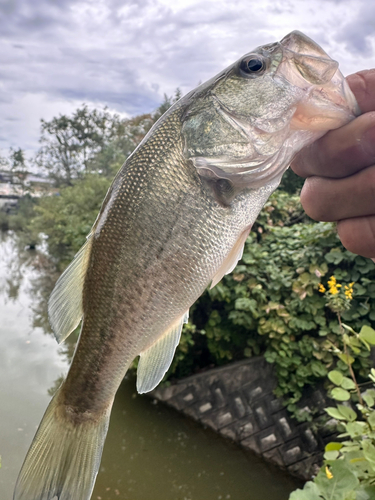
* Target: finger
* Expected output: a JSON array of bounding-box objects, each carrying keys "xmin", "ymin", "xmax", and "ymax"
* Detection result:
[
  {"xmin": 291, "ymin": 111, "xmax": 375, "ymax": 179},
  {"xmin": 337, "ymin": 216, "xmax": 375, "ymax": 259},
  {"xmin": 299, "ymin": 165, "xmax": 375, "ymax": 222},
  {"xmin": 347, "ymin": 69, "xmax": 375, "ymax": 113},
  {"xmin": 291, "ymin": 69, "xmax": 375, "ymax": 179}
]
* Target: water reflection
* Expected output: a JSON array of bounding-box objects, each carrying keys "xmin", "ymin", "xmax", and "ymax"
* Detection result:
[{"xmin": 0, "ymin": 232, "xmax": 300, "ymax": 499}]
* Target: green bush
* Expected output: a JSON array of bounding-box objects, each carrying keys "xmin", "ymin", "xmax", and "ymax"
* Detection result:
[
  {"xmin": 30, "ymin": 175, "xmax": 111, "ymax": 268},
  {"xmin": 289, "ymin": 312, "xmax": 375, "ymax": 499},
  {"xmin": 168, "ymin": 191, "xmax": 375, "ymax": 418}
]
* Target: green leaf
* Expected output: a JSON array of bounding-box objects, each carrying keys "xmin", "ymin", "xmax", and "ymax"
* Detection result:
[
  {"xmin": 368, "ymin": 411, "xmax": 375, "ymax": 428},
  {"xmin": 357, "ymin": 485, "xmax": 375, "ymax": 500},
  {"xmin": 325, "ymin": 442, "xmax": 343, "ymax": 452},
  {"xmin": 324, "ymin": 450, "xmax": 339, "ymax": 460},
  {"xmin": 325, "ymin": 407, "xmax": 347, "ymax": 420},
  {"xmin": 244, "ymin": 347, "xmax": 252, "ymax": 358},
  {"xmin": 346, "ymin": 421, "xmax": 368, "ymax": 438},
  {"xmin": 331, "ymin": 387, "xmax": 351, "ymax": 401},
  {"xmin": 359, "ymin": 336, "xmax": 371, "ymax": 351},
  {"xmin": 338, "ymin": 353, "xmax": 355, "ymax": 365},
  {"xmin": 315, "ymin": 460, "xmax": 358, "ymax": 500},
  {"xmin": 234, "ymin": 297, "xmax": 257, "ymax": 312},
  {"xmin": 341, "ymin": 444, "xmax": 360, "ymax": 453},
  {"xmin": 288, "ymin": 481, "xmax": 322, "ymax": 500},
  {"xmin": 337, "ymin": 404, "xmax": 356, "ymax": 422},
  {"xmin": 362, "ymin": 440, "xmax": 375, "ymax": 466},
  {"xmin": 365, "ymin": 389, "xmax": 375, "ymax": 399},
  {"xmin": 359, "ymin": 325, "xmax": 375, "ymax": 345},
  {"xmin": 340, "ymin": 377, "xmax": 356, "ymax": 390},
  {"xmin": 362, "ymin": 393, "xmax": 375, "ymax": 408},
  {"xmin": 328, "ymin": 370, "xmax": 344, "ymax": 386}
]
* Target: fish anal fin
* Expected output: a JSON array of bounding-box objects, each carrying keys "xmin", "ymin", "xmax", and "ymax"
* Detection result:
[
  {"xmin": 48, "ymin": 235, "xmax": 93, "ymax": 344},
  {"xmin": 136, "ymin": 311, "xmax": 189, "ymax": 394},
  {"xmin": 210, "ymin": 227, "xmax": 251, "ymax": 289}
]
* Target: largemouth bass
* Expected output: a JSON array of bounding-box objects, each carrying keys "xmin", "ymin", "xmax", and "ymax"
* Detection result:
[{"xmin": 14, "ymin": 31, "xmax": 359, "ymax": 500}]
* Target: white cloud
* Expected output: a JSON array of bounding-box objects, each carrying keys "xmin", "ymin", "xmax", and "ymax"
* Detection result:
[{"xmin": 0, "ymin": 0, "xmax": 373, "ymax": 153}]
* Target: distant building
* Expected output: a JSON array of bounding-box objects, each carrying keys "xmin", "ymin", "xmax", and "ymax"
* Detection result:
[{"xmin": 0, "ymin": 170, "xmax": 55, "ymax": 208}]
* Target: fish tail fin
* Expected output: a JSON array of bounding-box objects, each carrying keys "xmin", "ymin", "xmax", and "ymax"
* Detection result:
[{"xmin": 14, "ymin": 388, "xmax": 112, "ymax": 500}]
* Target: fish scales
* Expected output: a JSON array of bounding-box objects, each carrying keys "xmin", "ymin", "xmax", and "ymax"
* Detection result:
[
  {"xmin": 62, "ymin": 104, "xmax": 256, "ymax": 413},
  {"xmin": 14, "ymin": 31, "xmax": 360, "ymax": 500}
]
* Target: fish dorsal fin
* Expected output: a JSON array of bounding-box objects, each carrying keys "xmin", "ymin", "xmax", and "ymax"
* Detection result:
[
  {"xmin": 210, "ymin": 227, "xmax": 251, "ymax": 289},
  {"xmin": 136, "ymin": 311, "xmax": 189, "ymax": 394},
  {"xmin": 48, "ymin": 235, "xmax": 93, "ymax": 344}
]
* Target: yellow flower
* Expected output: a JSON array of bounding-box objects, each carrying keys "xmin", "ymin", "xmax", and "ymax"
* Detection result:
[
  {"xmin": 344, "ymin": 283, "xmax": 354, "ymax": 300},
  {"xmin": 318, "ymin": 284, "xmax": 326, "ymax": 293},
  {"xmin": 329, "ymin": 286, "xmax": 339, "ymax": 295},
  {"xmin": 328, "ymin": 276, "xmax": 336, "ymax": 287},
  {"xmin": 325, "ymin": 466, "xmax": 333, "ymax": 479}
]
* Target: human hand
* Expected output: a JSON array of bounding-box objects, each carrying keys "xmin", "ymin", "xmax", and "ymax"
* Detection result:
[{"xmin": 291, "ymin": 69, "xmax": 375, "ymax": 259}]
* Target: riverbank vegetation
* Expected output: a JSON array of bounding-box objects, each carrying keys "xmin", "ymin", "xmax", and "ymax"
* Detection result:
[
  {"xmin": 1, "ymin": 98, "xmax": 375, "ymax": 427},
  {"xmin": 289, "ymin": 282, "xmax": 375, "ymax": 499}
]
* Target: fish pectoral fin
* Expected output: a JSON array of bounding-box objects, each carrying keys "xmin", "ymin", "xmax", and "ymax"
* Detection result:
[
  {"xmin": 136, "ymin": 311, "xmax": 189, "ymax": 394},
  {"xmin": 210, "ymin": 227, "xmax": 251, "ymax": 289},
  {"xmin": 48, "ymin": 234, "xmax": 93, "ymax": 344}
]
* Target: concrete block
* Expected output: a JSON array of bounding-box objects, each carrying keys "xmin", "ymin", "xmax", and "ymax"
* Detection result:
[
  {"xmin": 241, "ymin": 435, "xmax": 260, "ymax": 454},
  {"xmin": 199, "ymin": 402, "xmax": 213, "ymax": 413},
  {"xmin": 215, "ymin": 409, "xmax": 234, "ymax": 429},
  {"xmin": 263, "ymin": 448, "xmax": 284, "ymax": 467},
  {"xmin": 219, "ymin": 425, "xmax": 237, "ymax": 441},
  {"xmin": 147, "ymin": 357, "xmax": 329, "ymax": 482},
  {"xmin": 279, "ymin": 438, "xmax": 306, "ymax": 466},
  {"xmin": 237, "ymin": 418, "xmax": 259, "ymax": 440},
  {"xmin": 151, "ymin": 382, "xmax": 187, "ymax": 402},
  {"xmin": 273, "ymin": 410, "xmax": 299, "ymax": 441},
  {"xmin": 257, "ymin": 428, "xmax": 283, "ymax": 452},
  {"xmin": 301, "ymin": 427, "xmax": 319, "ymax": 452},
  {"xmin": 287, "ymin": 453, "xmax": 323, "ymax": 480},
  {"xmin": 253, "ymin": 403, "xmax": 272, "ymax": 429},
  {"xmin": 269, "ymin": 398, "xmax": 284, "ymax": 414}
]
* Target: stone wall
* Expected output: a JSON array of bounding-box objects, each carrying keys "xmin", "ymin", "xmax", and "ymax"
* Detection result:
[{"xmin": 151, "ymin": 357, "xmax": 336, "ymax": 480}]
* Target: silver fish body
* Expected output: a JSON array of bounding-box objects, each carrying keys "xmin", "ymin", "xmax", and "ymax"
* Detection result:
[{"xmin": 14, "ymin": 31, "xmax": 359, "ymax": 500}]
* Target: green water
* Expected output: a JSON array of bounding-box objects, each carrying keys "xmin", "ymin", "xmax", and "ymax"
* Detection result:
[{"xmin": 0, "ymin": 233, "xmax": 300, "ymax": 499}]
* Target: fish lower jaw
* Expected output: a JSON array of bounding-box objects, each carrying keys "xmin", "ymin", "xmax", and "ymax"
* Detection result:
[{"xmin": 290, "ymin": 101, "xmax": 356, "ymax": 132}]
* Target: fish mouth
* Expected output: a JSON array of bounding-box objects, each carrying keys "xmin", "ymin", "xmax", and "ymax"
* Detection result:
[{"xmin": 278, "ymin": 30, "xmax": 360, "ymax": 131}]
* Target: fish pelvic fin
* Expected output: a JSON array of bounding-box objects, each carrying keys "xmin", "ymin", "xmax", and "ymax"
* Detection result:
[
  {"xmin": 210, "ymin": 226, "xmax": 251, "ymax": 289},
  {"xmin": 14, "ymin": 387, "xmax": 112, "ymax": 500},
  {"xmin": 48, "ymin": 234, "xmax": 93, "ymax": 344},
  {"xmin": 137, "ymin": 311, "xmax": 189, "ymax": 394}
]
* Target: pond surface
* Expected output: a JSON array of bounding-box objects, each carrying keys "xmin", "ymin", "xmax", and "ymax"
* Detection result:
[{"xmin": 0, "ymin": 233, "xmax": 300, "ymax": 500}]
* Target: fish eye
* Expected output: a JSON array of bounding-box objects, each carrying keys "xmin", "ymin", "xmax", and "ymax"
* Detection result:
[{"xmin": 240, "ymin": 56, "xmax": 265, "ymax": 76}]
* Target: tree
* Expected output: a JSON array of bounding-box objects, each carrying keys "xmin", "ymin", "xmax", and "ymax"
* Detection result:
[
  {"xmin": 9, "ymin": 148, "xmax": 26, "ymax": 173},
  {"xmin": 36, "ymin": 105, "xmax": 121, "ymax": 185},
  {"xmin": 89, "ymin": 113, "xmax": 155, "ymax": 178},
  {"xmin": 152, "ymin": 88, "xmax": 182, "ymax": 121}
]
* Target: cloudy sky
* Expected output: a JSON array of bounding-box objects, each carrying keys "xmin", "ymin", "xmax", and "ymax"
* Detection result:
[{"xmin": 0, "ymin": 0, "xmax": 374, "ymax": 156}]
